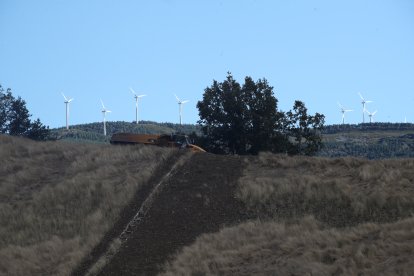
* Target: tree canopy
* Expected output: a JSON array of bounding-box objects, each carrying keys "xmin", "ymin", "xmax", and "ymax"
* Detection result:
[
  {"xmin": 197, "ymin": 73, "xmax": 325, "ymax": 155},
  {"xmin": 0, "ymin": 85, "xmax": 50, "ymax": 140}
]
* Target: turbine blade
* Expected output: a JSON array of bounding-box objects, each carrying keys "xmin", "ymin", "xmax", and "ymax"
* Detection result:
[
  {"xmin": 100, "ymin": 99, "xmax": 105, "ymax": 109},
  {"xmin": 130, "ymin": 87, "xmax": 137, "ymax": 95},
  {"xmin": 175, "ymin": 94, "xmax": 180, "ymax": 102},
  {"xmin": 372, "ymin": 110, "xmax": 377, "ymax": 115},
  {"xmin": 62, "ymin": 93, "xmax": 68, "ymax": 101},
  {"xmin": 358, "ymin": 92, "xmax": 365, "ymax": 100},
  {"xmin": 138, "ymin": 94, "xmax": 146, "ymax": 98},
  {"xmin": 181, "ymin": 100, "xmax": 189, "ymax": 104},
  {"xmin": 365, "ymin": 100, "xmax": 373, "ymax": 103},
  {"xmin": 68, "ymin": 98, "xmax": 74, "ymax": 102}
]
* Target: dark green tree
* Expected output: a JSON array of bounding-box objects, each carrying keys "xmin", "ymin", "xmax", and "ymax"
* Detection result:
[
  {"xmin": 243, "ymin": 76, "xmax": 283, "ymax": 154},
  {"xmin": 0, "ymin": 86, "xmax": 14, "ymax": 133},
  {"xmin": 0, "ymin": 85, "xmax": 50, "ymax": 140},
  {"xmin": 8, "ymin": 96, "xmax": 31, "ymax": 136},
  {"xmin": 27, "ymin": 118, "xmax": 50, "ymax": 141},
  {"xmin": 197, "ymin": 74, "xmax": 325, "ymax": 155},
  {"xmin": 286, "ymin": 101, "xmax": 325, "ymax": 155},
  {"xmin": 197, "ymin": 73, "xmax": 284, "ymax": 154}
]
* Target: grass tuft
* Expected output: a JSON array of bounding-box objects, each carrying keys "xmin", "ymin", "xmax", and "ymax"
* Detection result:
[{"xmin": 0, "ymin": 135, "xmax": 173, "ymax": 275}]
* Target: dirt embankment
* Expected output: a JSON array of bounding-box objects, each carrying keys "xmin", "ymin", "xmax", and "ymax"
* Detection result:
[{"xmin": 74, "ymin": 152, "xmax": 249, "ymax": 276}]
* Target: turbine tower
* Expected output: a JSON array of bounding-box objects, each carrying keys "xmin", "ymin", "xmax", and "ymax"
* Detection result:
[
  {"xmin": 130, "ymin": 88, "xmax": 146, "ymax": 124},
  {"xmin": 338, "ymin": 102, "xmax": 353, "ymax": 124},
  {"xmin": 358, "ymin": 93, "xmax": 372, "ymax": 123},
  {"xmin": 62, "ymin": 93, "xmax": 74, "ymax": 130},
  {"xmin": 100, "ymin": 99, "xmax": 111, "ymax": 136},
  {"xmin": 366, "ymin": 109, "xmax": 377, "ymax": 123},
  {"xmin": 175, "ymin": 94, "xmax": 189, "ymax": 125}
]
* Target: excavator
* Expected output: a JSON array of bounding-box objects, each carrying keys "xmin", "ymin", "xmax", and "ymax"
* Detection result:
[{"xmin": 110, "ymin": 133, "xmax": 206, "ymax": 152}]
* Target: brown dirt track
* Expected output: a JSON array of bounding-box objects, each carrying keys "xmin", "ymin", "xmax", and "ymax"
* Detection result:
[{"xmin": 73, "ymin": 152, "xmax": 250, "ymax": 276}]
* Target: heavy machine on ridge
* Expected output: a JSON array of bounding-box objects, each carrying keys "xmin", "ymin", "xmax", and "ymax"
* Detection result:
[{"xmin": 110, "ymin": 133, "xmax": 206, "ymax": 152}]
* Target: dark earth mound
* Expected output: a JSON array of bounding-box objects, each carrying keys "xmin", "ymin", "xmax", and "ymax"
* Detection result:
[{"xmin": 73, "ymin": 152, "xmax": 250, "ymax": 276}]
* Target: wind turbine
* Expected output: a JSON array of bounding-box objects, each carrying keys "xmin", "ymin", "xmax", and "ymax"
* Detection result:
[
  {"xmin": 366, "ymin": 109, "xmax": 377, "ymax": 123},
  {"xmin": 338, "ymin": 102, "xmax": 353, "ymax": 124},
  {"xmin": 175, "ymin": 94, "xmax": 189, "ymax": 125},
  {"xmin": 358, "ymin": 93, "xmax": 373, "ymax": 123},
  {"xmin": 62, "ymin": 93, "xmax": 74, "ymax": 130},
  {"xmin": 100, "ymin": 99, "xmax": 111, "ymax": 136},
  {"xmin": 130, "ymin": 88, "xmax": 146, "ymax": 124}
]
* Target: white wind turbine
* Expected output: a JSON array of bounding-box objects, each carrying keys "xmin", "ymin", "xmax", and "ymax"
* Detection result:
[
  {"xmin": 338, "ymin": 102, "xmax": 353, "ymax": 124},
  {"xmin": 62, "ymin": 93, "xmax": 74, "ymax": 130},
  {"xmin": 130, "ymin": 88, "xmax": 146, "ymax": 124},
  {"xmin": 175, "ymin": 94, "xmax": 189, "ymax": 125},
  {"xmin": 100, "ymin": 99, "xmax": 111, "ymax": 136},
  {"xmin": 366, "ymin": 109, "xmax": 377, "ymax": 123},
  {"xmin": 358, "ymin": 93, "xmax": 373, "ymax": 123}
]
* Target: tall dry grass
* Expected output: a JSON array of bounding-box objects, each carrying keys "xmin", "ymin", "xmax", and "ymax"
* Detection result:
[
  {"xmin": 0, "ymin": 135, "xmax": 173, "ymax": 276},
  {"xmin": 162, "ymin": 216, "xmax": 414, "ymax": 275},
  {"xmin": 237, "ymin": 152, "xmax": 414, "ymax": 226},
  {"xmin": 162, "ymin": 152, "xmax": 414, "ymax": 275}
]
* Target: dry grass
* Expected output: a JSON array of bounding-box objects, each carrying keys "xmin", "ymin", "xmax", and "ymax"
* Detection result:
[
  {"xmin": 162, "ymin": 152, "xmax": 414, "ymax": 275},
  {"xmin": 237, "ymin": 152, "xmax": 414, "ymax": 226},
  {"xmin": 162, "ymin": 216, "xmax": 414, "ymax": 275},
  {"xmin": 0, "ymin": 134, "xmax": 173, "ymax": 276}
]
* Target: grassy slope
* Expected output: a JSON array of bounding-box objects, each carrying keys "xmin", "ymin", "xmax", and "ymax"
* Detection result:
[
  {"xmin": 2, "ymin": 133, "xmax": 414, "ymax": 275},
  {"xmin": 319, "ymin": 126, "xmax": 414, "ymax": 159},
  {"xmin": 162, "ymin": 153, "xmax": 414, "ymax": 275},
  {"xmin": 0, "ymin": 135, "xmax": 173, "ymax": 276},
  {"xmin": 162, "ymin": 217, "xmax": 414, "ymax": 275}
]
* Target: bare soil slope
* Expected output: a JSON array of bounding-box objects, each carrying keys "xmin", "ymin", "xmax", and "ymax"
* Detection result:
[{"xmin": 93, "ymin": 153, "xmax": 249, "ymax": 276}]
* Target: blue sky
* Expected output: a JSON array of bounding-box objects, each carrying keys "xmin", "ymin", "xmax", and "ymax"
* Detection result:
[{"xmin": 1, "ymin": 0, "xmax": 413, "ymax": 128}]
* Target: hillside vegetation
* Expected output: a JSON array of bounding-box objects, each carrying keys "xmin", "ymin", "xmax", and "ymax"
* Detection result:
[
  {"xmin": 162, "ymin": 217, "xmax": 414, "ymax": 275},
  {"xmin": 51, "ymin": 121, "xmax": 201, "ymax": 143},
  {"xmin": 1, "ymin": 135, "xmax": 414, "ymax": 275},
  {"xmin": 0, "ymin": 135, "xmax": 173, "ymax": 275},
  {"xmin": 319, "ymin": 123, "xmax": 414, "ymax": 159},
  {"xmin": 50, "ymin": 121, "xmax": 414, "ymax": 159},
  {"xmin": 161, "ymin": 153, "xmax": 414, "ymax": 275},
  {"xmin": 238, "ymin": 153, "xmax": 414, "ymax": 226}
]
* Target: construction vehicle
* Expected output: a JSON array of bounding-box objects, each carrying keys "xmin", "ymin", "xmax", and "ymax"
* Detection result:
[{"xmin": 110, "ymin": 133, "xmax": 206, "ymax": 152}]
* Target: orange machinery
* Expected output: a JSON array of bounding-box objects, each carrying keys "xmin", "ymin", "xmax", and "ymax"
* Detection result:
[{"xmin": 110, "ymin": 133, "xmax": 206, "ymax": 153}]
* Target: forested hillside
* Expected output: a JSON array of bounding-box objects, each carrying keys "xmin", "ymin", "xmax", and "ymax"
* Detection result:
[
  {"xmin": 50, "ymin": 121, "xmax": 201, "ymax": 143},
  {"xmin": 319, "ymin": 123, "xmax": 414, "ymax": 159},
  {"xmin": 51, "ymin": 121, "xmax": 414, "ymax": 159}
]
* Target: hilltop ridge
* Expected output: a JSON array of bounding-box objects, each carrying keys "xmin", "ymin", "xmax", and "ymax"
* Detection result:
[{"xmin": 50, "ymin": 121, "xmax": 414, "ymax": 159}]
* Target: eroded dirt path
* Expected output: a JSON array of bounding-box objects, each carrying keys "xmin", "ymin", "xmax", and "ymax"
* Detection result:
[
  {"xmin": 71, "ymin": 151, "xmax": 187, "ymax": 276},
  {"xmin": 97, "ymin": 153, "xmax": 248, "ymax": 276}
]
